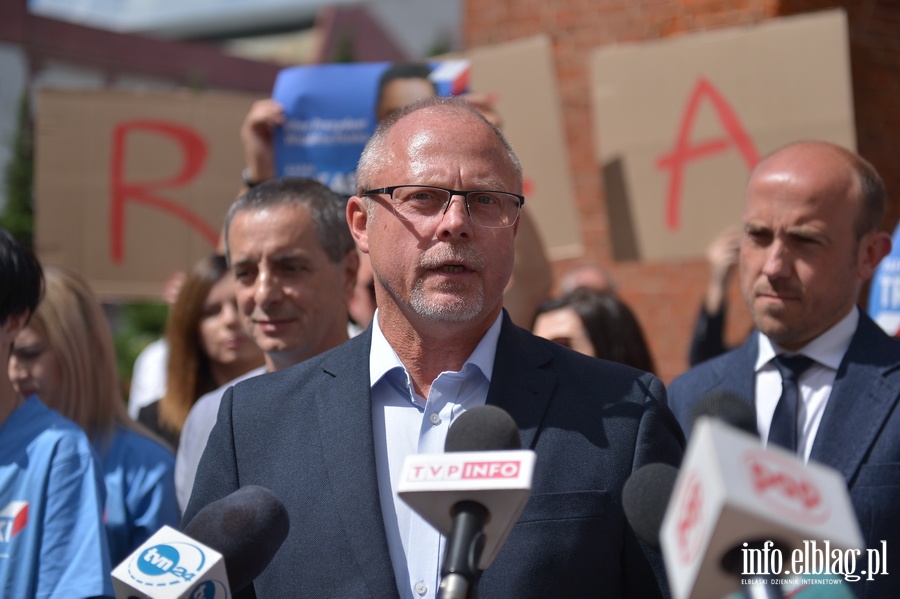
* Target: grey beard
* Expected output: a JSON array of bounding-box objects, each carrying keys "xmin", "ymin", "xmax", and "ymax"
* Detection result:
[
  {"xmin": 408, "ymin": 243, "xmax": 487, "ymax": 322},
  {"xmin": 409, "ymin": 280, "xmax": 485, "ymax": 322}
]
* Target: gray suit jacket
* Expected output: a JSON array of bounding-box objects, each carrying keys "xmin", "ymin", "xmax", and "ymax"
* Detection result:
[
  {"xmin": 667, "ymin": 309, "xmax": 900, "ymax": 598},
  {"xmin": 184, "ymin": 313, "xmax": 685, "ymax": 598}
]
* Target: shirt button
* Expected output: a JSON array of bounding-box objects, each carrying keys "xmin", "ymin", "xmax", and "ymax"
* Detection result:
[
  {"xmin": 415, "ymin": 582, "xmax": 427, "ymax": 595},
  {"xmin": 429, "ymin": 413, "xmax": 441, "ymax": 425}
]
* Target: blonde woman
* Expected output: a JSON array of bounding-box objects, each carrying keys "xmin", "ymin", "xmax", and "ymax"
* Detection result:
[
  {"xmin": 0, "ymin": 229, "xmax": 113, "ymax": 597},
  {"xmin": 8, "ymin": 267, "xmax": 179, "ymax": 565}
]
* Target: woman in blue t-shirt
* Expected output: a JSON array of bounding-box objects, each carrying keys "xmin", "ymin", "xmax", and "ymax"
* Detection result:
[
  {"xmin": 8, "ymin": 267, "xmax": 180, "ymax": 566},
  {"xmin": 0, "ymin": 228, "xmax": 113, "ymax": 598}
]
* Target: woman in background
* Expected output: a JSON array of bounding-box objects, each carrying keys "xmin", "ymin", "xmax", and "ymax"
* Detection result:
[
  {"xmin": 533, "ymin": 286, "xmax": 656, "ymax": 374},
  {"xmin": 8, "ymin": 267, "xmax": 180, "ymax": 565},
  {"xmin": 137, "ymin": 254, "xmax": 263, "ymax": 449}
]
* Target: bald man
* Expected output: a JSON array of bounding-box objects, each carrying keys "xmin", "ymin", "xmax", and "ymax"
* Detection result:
[{"xmin": 668, "ymin": 141, "xmax": 899, "ymax": 598}]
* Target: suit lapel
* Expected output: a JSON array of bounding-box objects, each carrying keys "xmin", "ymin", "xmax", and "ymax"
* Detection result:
[
  {"xmin": 693, "ymin": 334, "xmax": 757, "ymax": 420},
  {"xmin": 314, "ymin": 332, "xmax": 400, "ymax": 599},
  {"xmin": 719, "ymin": 335, "xmax": 758, "ymax": 412},
  {"xmin": 486, "ymin": 314, "xmax": 557, "ymax": 450},
  {"xmin": 810, "ymin": 313, "xmax": 900, "ymax": 484},
  {"xmin": 304, "ymin": 316, "xmax": 560, "ymax": 595}
]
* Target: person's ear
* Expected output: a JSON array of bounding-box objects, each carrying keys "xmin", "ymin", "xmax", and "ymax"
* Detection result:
[
  {"xmin": 858, "ymin": 230, "xmax": 892, "ymax": 281},
  {"xmin": 347, "ymin": 196, "xmax": 371, "ymax": 254}
]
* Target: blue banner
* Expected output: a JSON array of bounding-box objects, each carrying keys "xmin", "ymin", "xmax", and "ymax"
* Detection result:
[
  {"xmin": 867, "ymin": 221, "xmax": 900, "ymax": 336},
  {"xmin": 272, "ymin": 61, "xmax": 470, "ymax": 196}
]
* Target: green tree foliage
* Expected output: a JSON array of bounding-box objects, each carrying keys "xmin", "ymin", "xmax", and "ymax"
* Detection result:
[
  {"xmin": 1, "ymin": 93, "xmax": 34, "ymax": 247},
  {"xmin": 113, "ymin": 301, "xmax": 169, "ymax": 398},
  {"xmin": 0, "ymin": 92, "xmax": 166, "ymax": 399}
]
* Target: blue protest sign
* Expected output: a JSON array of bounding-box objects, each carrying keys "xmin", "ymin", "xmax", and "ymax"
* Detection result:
[
  {"xmin": 272, "ymin": 61, "xmax": 470, "ymax": 196},
  {"xmin": 867, "ymin": 221, "xmax": 900, "ymax": 336},
  {"xmin": 273, "ymin": 63, "xmax": 383, "ymax": 196}
]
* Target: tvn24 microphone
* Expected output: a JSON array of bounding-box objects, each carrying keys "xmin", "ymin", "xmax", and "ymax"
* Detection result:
[
  {"xmin": 659, "ymin": 392, "xmax": 863, "ymax": 599},
  {"xmin": 112, "ymin": 485, "xmax": 289, "ymax": 598},
  {"xmin": 398, "ymin": 405, "xmax": 536, "ymax": 599}
]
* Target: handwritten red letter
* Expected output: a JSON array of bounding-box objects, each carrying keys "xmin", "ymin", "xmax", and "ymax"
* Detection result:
[
  {"xmin": 110, "ymin": 121, "xmax": 218, "ymax": 263},
  {"xmin": 656, "ymin": 78, "xmax": 759, "ymax": 230}
]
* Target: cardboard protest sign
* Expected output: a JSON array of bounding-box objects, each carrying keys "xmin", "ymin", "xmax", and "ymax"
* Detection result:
[
  {"xmin": 34, "ymin": 88, "xmax": 261, "ymax": 299},
  {"xmin": 591, "ymin": 9, "xmax": 855, "ymax": 262},
  {"xmin": 272, "ymin": 60, "xmax": 470, "ymax": 196},
  {"xmin": 467, "ymin": 35, "xmax": 582, "ymax": 260},
  {"xmin": 272, "ymin": 44, "xmax": 581, "ymax": 259},
  {"xmin": 32, "ymin": 42, "xmax": 576, "ymax": 300}
]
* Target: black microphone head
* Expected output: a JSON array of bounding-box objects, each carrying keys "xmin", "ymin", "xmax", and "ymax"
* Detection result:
[
  {"xmin": 445, "ymin": 405, "xmax": 521, "ymax": 452},
  {"xmin": 182, "ymin": 485, "xmax": 289, "ymax": 592},
  {"xmin": 621, "ymin": 463, "xmax": 679, "ymax": 549},
  {"xmin": 691, "ymin": 390, "xmax": 758, "ymax": 437}
]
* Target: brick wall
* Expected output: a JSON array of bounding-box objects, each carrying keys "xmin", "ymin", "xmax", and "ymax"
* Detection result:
[{"xmin": 465, "ymin": 0, "xmax": 899, "ymax": 383}]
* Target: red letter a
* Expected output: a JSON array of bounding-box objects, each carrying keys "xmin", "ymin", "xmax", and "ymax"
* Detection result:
[{"xmin": 656, "ymin": 78, "xmax": 759, "ymax": 230}]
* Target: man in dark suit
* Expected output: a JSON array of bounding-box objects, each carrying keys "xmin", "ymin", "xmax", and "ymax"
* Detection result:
[
  {"xmin": 668, "ymin": 141, "xmax": 898, "ymax": 598},
  {"xmin": 184, "ymin": 97, "xmax": 684, "ymax": 598},
  {"xmin": 174, "ymin": 177, "xmax": 360, "ymax": 510}
]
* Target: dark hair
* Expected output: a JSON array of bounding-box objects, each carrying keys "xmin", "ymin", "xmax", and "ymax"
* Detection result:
[
  {"xmin": 849, "ymin": 151, "xmax": 886, "ymax": 239},
  {"xmin": 223, "ymin": 177, "xmax": 356, "ymax": 264},
  {"xmin": 376, "ymin": 63, "xmax": 436, "ymax": 108},
  {"xmin": 0, "ymin": 227, "xmax": 44, "ymax": 325},
  {"xmin": 535, "ymin": 287, "xmax": 656, "ymax": 374},
  {"xmin": 159, "ymin": 254, "xmax": 229, "ymax": 435}
]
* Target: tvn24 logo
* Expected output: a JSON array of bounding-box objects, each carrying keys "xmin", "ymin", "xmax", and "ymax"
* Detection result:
[{"xmin": 125, "ymin": 541, "xmax": 228, "ymax": 598}]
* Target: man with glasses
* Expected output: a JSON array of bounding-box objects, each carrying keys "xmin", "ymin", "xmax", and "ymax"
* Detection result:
[{"xmin": 184, "ymin": 97, "xmax": 684, "ymax": 598}]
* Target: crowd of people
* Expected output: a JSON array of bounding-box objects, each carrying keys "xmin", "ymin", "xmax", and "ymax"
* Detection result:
[{"xmin": 1, "ymin": 62, "xmax": 898, "ymax": 599}]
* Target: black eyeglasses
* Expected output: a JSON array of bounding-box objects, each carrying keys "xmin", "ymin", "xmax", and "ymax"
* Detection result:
[{"xmin": 362, "ymin": 185, "xmax": 524, "ymax": 229}]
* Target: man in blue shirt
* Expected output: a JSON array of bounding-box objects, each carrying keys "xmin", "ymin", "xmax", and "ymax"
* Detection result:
[{"xmin": 0, "ymin": 227, "xmax": 113, "ymax": 598}]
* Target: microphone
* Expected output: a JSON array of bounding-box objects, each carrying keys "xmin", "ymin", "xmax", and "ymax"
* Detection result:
[
  {"xmin": 444, "ymin": 405, "xmax": 522, "ymax": 452},
  {"xmin": 183, "ymin": 485, "xmax": 290, "ymax": 592},
  {"xmin": 622, "ymin": 391, "xmax": 751, "ymax": 551},
  {"xmin": 690, "ymin": 389, "xmax": 758, "ymax": 437},
  {"xmin": 659, "ymin": 393, "xmax": 863, "ymax": 599},
  {"xmin": 622, "ymin": 462, "xmax": 680, "ymax": 549},
  {"xmin": 112, "ymin": 485, "xmax": 289, "ymax": 598},
  {"xmin": 397, "ymin": 405, "xmax": 536, "ymax": 599}
]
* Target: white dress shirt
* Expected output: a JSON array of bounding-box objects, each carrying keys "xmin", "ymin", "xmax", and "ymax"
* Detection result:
[
  {"xmin": 754, "ymin": 307, "xmax": 858, "ymax": 461},
  {"xmin": 369, "ymin": 311, "xmax": 502, "ymax": 599},
  {"xmin": 127, "ymin": 338, "xmax": 169, "ymax": 419},
  {"xmin": 174, "ymin": 366, "xmax": 266, "ymax": 512}
]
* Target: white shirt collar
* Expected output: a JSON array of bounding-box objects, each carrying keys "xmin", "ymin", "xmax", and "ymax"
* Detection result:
[
  {"xmin": 369, "ymin": 309, "xmax": 504, "ymax": 388},
  {"xmin": 755, "ymin": 306, "xmax": 858, "ymax": 372}
]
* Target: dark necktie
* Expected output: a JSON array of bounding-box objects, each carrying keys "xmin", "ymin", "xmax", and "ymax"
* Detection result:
[{"xmin": 768, "ymin": 354, "xmax": 815, "ymax": 452}]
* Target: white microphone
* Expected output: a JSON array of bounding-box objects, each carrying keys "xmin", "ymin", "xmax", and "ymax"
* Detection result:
[
  {"xmin": 398, "ymin": 405, "xmax": 535, "ymax": 599},
  {"xmin": 113, "ymin": 485, "xmax": 289, "ymax": 598},
  {"xmin": 659, "ymin": 415, "xmax": 863, "ymax": 599},
  {"xmin": 112, "ymin": 525, "xmax": 229, "ymax": 599}
]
